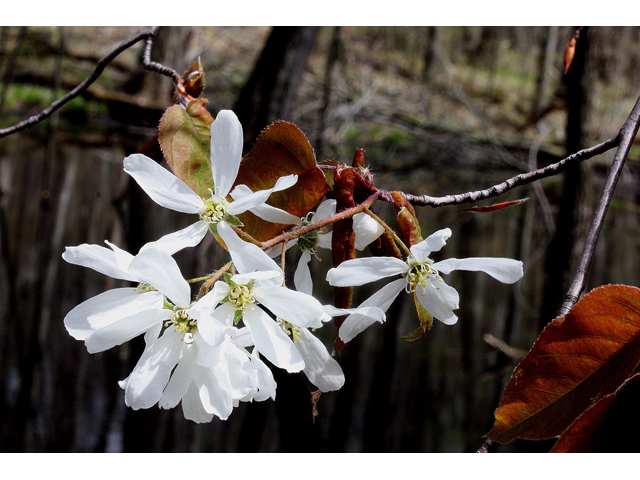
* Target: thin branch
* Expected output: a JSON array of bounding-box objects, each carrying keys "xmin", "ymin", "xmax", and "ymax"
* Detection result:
[
  {"xmin": 399, "ymin": 135, "xmax": 620, "ymax": 208},
  {"xmin": 0, "ymin": 26, "xmax": 180, "ymax": 139},
  {"xmin": 559, "ymin": 94, "xmax": 640, "ymax": 315}
]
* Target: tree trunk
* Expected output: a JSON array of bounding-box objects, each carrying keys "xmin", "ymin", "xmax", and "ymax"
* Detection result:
[{"xmin": 233, "ymin": 26, "xmax": 320, "ymax": 148}]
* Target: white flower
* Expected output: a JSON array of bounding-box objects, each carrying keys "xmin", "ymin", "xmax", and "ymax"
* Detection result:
[
  {"xmin": 285, "ymin": 199, "xmax": 385, "ymax": 296},
  {"xmin": 207, "ymin": 221, "xmax": 328, "ymax": 375},
  {"xmin": 63, "ymin": 239, "xmax": 274, "ymax": 421},
  {"xmin": 123, "ymin": 109, "xmax": 298, "ymax": 244},
  {"xmin": 326, "ymin": 227, "xmax": 524, "ymax": 340}
]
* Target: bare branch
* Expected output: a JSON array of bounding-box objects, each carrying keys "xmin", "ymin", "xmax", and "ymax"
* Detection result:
[
  {"xmin": 559, "ymin": 94, "xmax": 640, "ymax": 315},
  {"xmin": 0, "ymin": 26, "xmax": 180, "ymax": 139},
  {"xmin": 398, "ymin": 136, "xmax": 620, "ymax": 208}
]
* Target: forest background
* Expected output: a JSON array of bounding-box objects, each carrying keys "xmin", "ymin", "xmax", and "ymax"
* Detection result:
[{"xmin": 1, "ymin": 25, "xmax": 640, "ymax": 453}]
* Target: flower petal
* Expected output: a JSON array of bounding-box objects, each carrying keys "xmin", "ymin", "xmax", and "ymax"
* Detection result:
[
  {"xmin": 433, "ymin": 257, "xmax": 523, "ymax": 284},
  {"xmin": 409, "ymin": 227, "xmax": 452, "ymax": 262},
  {"xmin": 243, "ymin": 306, "xmax": 304, "ymax": 373},
  {"xmin": 293, "ymin": 250, "xmax": 313, "ymax": 295},
  {"xmin": 62, "ymin": 244, "xmax": 137, "ymax": 282},
  {"xmin": 254, "ymin": 285, "xmax": 324, "ymax": 328},
  {"xmin": 123, "ymin": 328, "xmax": 184, "ymax": 409},
  {"xmin": 295, "ymin": 328, "xmax": 345, "ymax": 392},
  {"xmin": 139, "ymin": 221, "xmax": 210, "ymax": 256},
  {"xmin": 415, "ymin": 277, "xmax": 460, "ymax": 325},
  {"xmin": 123, "ymin": 153, "xmax": 203, "ymax": 214},
  {"xmin": 352, "ymin": 212, "xmax": 385, "ymax": 251},
  {"xmin": 326, "ymin": 256, "xmax": 408, "ymax": 287},
  {"xmin": 159, "ymin": 342, "xmax": 196, "ymax": 409},
  {"xmin": 230, "ymin": 184, "xmax": 301, "ymax": 224},
  {"xmin": 338, "ymin": 278, "xmax": 404, "ymax": 342},
  {"xmin": 128, "ymin": 248, "xmax": 192, "ymax": 307},
  {"xmin": 181, "ymin": 382, "xmax": 214, "ymax": 423},
  {"xmin": 64, "ymin": 288, "xmax": 165, "ymax": 345},
  {"xmin": 217, "ymin": 221, "xmax": 283, "ymax": 284},
  {"xmin": 210, "ymin": 110, "xmax": 243, "ymax": 199}
]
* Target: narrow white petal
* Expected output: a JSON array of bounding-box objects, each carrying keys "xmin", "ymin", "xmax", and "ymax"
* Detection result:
[
  {"xmin": 433, "ymin": 257, "xmax": 524, "ymax": 284},
  {"xmin": 244, "ymin": 351, "xmax": 277, "ymax": 402},
  {"xmin": 254, "ymin": 285, "xmax": 324, "ymax": 328},
  {"xmin": 62, "ymin": 244, "xmax": 137, "ymax": 282},
  {"xmin": 196, "ymin": 302, "xmax": 235, "ymax": 347},
  {"xmin": 210, "ymin": 110, "xmax": 243, "ymax": 199},
  {"xmin": 326, "ymin": 257, "xmax": 408, "ymax": 287},
  {"xmin": 128, "ymin": 248, "xmax": 192, "ymax": 307},
  {"xmin": 181, "ymin": 382, "xmax": 214, "ymax": 423},
  {"xmin": 338, "ymin": 278, "xmax": 405, "ymax": 343},
  {"xmin": 123, "ymin": 153, "xmax": 204, "ymax": 214},
  {"xmin": 64, "ymin": 288, "xmax": 152, "ymax": 340},
  {"xmin": 124, "ymin": 329, "xmax": 184, "ymax": 409},
  {"xmin": 316, "ymin": 232, "xmax": 332, "ymax": 250},
  {"xmin": 85, "ymin": 304, "xmax": 170, "ymax": 354},
  {"xmin": 313, "ymin": 199, "xmax": 336, "ymax": 222},
  {"xmin": 104, "ymin": 241, "xmax": 136, "ymax": 274},
  {"xmin": 231, "ymin": 270, "xmax": 281, "ymax": 285},
  {"xmin": 139, "ymin": 221, "xmax": 209, "ymax": 256},
  {"xmin": 295, "ymin": 328, "xmax": 345, "ymax": 392},
  {"xmin": 194, "ymin": 365, "xmax": 234, "ymax": 420},
  {"xmin": 415, "ymin": 277, "xmax": 460, "ymax": 325},
  {"xmin": 217, "ymin": 221, "xmax": 283, "ymax": 284},
  {"xmin": 230, "ymin": 184, "xmax": 300, "ymax": 224},
  {"xmin": 410, "ymin": 227, "xmax": 452, "ymax": 262},
  {"xmin": 271, "ymin": 174, "xmax": 298, "ymax": 192},
  {"xmin": 159, "ymin": 343, "xmax": 197, "ymax": 409},
  {"xmin": 352, "ymin": 212, "xmax": 385, "ymax": 251},
  {"xmin": 243, "ymin": 306, "xmax": 304, "ymax": 373},
  {"xmin": 293, "ymin": 251, "xmax": 313, "ymax": 296}
]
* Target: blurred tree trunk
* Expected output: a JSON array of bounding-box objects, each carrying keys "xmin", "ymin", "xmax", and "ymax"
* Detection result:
[
  {"xmin": 531, "ymin": 26, "xmax": 560, "ymax": 119},
  {"xmin": 539, "ymin": 27, "xmax": 593, "ymax": 330},
  {"xmin": 233, "ymin": 26, "xmax": 320, "ymax": 148}
]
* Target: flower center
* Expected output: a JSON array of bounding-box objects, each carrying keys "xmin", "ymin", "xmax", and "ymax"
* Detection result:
[
  {"xmin": 135, "ymin": 282, "xmax": 156, "ymax": 293},
  {"xmin": 224, "ymin": 278, "xmax": 256, "ymax": 324},
  {"xmin": 297, "ymin": 213, "xmax": 325, "ymax": 253},
  {"xmin": 170, "ymin": 309, "xmax": 198, "ymax": 334},
  {"xmin": 404, "ymin": 256, "xmax": 440, "ymax": 293},
  {"xmin": 279, "ymin": 319, "xmax": 302, "ymax": 342},
  {"xmin": 200, "ymin": 191, "xmax": 228, "ymax": 226}
]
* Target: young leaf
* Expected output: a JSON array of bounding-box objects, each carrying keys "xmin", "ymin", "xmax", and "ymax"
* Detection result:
[
  {"xmin": 487, "ymin": 284, "xmax": 640, "ymax": 443},
  {"xmin": 465, "ymin": 198, "xmax": 529, "ymax": 214},
  {"xmin": 158, "ymin": 98, "xmax": 214, "ymax": 198},
  {"xmin": 551, "ymin": 373, "xmax": 640, "ymax": 452},
  {"xmin": 232, "ymin": 120, "xmax": 330, "ymax": 241}
]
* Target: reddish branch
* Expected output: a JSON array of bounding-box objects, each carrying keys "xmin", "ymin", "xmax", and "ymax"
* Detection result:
[{"xmin": 0, "ymin": 26, "xmax": 180, "ymax": 138}]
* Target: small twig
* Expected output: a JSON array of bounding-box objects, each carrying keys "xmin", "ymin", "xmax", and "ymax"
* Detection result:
[
  {"xmin": 363, "ymin": 206, "xmax": 411, "ymax": 256},
  {"xmin": 0, "ymin": 26, "xmax": 179, "ymax": 138},
  {"xmin": 559, "ymin": 94, "xmax": 640, "ymax": 315},
  {"xmin": 400, "ymin": 136, "xmax": 620, "ymax": 208}
]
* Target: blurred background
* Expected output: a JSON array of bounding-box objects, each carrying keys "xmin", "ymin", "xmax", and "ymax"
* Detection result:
[{"xmin": 1, "ymin": 26, "xmax": 640, "ymax": 452}]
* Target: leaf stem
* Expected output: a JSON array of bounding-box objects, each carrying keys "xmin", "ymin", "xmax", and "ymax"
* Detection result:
[{"xmin": 196, "ymin": 261, "xmax": 233, "ymax": 300}]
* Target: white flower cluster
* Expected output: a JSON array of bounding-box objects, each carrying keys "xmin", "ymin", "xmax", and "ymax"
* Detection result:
[{"xmin": 62, "ymin": 109, "xmax": 524, "ymax": 423}]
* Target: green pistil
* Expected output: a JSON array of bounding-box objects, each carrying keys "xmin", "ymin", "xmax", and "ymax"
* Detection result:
[{"xmin": 170, "ymin": 309, "xmax": 198, "ymax": 334}]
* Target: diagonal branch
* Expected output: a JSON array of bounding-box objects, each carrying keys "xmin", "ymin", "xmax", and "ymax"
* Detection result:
[
  {"xmin": 397, "ymin": 135, "xmax": 620, "ymax": 208},
  {"xmin": 559, "ymin": 93, "xmax": 640, "ymax": 315},
  {"xmin": 0, "ymin": 26, "xmax": 180, "ymax": 139}
]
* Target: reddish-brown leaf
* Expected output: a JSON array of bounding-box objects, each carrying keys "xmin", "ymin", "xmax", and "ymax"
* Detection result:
[
  {"xmin": 551, "ymin": 373, "xmax": 640, "ymax": 452},
  {"xmin": 487, "ymin": 284, "xmax": 640, "ymax": 443},
  {"xmin": 232, "ymin": 121, "xmax": 329, "ymax": 241},
  {"xmin": 465, "ymin": 198, "xmax": 529, "ymax": 213}
]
